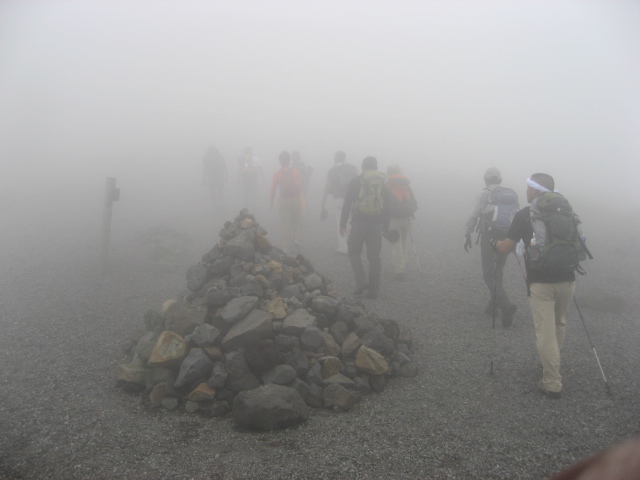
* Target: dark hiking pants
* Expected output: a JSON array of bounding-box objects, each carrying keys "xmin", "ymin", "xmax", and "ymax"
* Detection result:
[
  {"xmin": 347, "ymin": 220, "xmax": 383, "ymax": 296},
  {"xmin": 480, "ymin": 232, "xmax": 512, "ymax": 311}
]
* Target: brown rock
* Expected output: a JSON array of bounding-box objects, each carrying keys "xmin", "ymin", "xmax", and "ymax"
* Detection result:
[
  {"xmin": 355, "ymin": 345, "xmax": 389, "ymax": 376},
  {"xmin": 148, "ymin": 331, "xmax": 189, "ymax": 368},
  {"xmin": 266, "ymin": 297, "xmax": 287, "ymax": 319},
  {"xmin": 149, "ymin": 382, "xmax": 166, "ymax": 408},
  {"xmin": 321, "ymin": 331, "xmax": 341, "ymax": 357},
  {"xmin": 266, "ymin": 260, "xmax": 282, "ymax": 273},
  {"xmin": 203, "ymin": 346, "xmax": 223, "ymax": 361},
  {"xmin": 187, "ymin": 383, "xmax": 216, "ymax": 402},
  {"xmin": 254, "ymin": 230, "xmax": 272, "ymax": 253}
]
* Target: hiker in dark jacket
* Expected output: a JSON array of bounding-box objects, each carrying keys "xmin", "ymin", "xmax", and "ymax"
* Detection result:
[
  {"xmin": 339, "ymin": 156, "xmax": 390, "ymax": 300},
  {"xmin": 493, "ymin": 173, "xmax": 578, "ymax": 399},
  {"xmin": 321, "ymin": 151, "xmax": 357, "ymax": 255},
  {"xmin": 464, "ymin": 167, "xmax": 517, "ymax": 326}
]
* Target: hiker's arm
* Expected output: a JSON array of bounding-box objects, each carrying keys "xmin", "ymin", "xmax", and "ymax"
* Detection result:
[
  {"xmin": 464, "ymin": 191, "xmax": 484, "ymax": 235},
  {"xmin": 493, "ymin": 238, "xmax": 515, "ymax": 254}
]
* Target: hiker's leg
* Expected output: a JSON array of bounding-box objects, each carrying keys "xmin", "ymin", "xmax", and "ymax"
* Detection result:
[
  {"xmin": 494, "ymin": 250, "xmax": 510, "ymax": 309},
  {"xmin": 554, "ymin": 281, "xmax": 575, "ymax": 351},
  {"xmin": 389, "ymin": 217, "xmax": 404, "ymax": 274},
  {"xmin": 279, "ymin": 197, "xmax": 294, "ymax": 252},
  {"xmin": 365, "ymin": 222, "xmax": 383, "ymax": 296},
  {"xmin": 529, "ymin": 282, "xmax": 562, "ymax": 392},
  {"xmin": 291, "ymin": 196, "xmax": 302, "ymax": 248},
  {"xmin": 334, "ymin": 197, "xmax": 348, "ymax": 253},
  {"xmin": 481, "ymin": 233, "xmax": 497, "ymax": 304},
  {"xmin": 348, "ymin": 221, "xmax": 367, "ymax": 288},
  {"xmin": 398, "ymin": 218, "xmax": 410, "ymax": 272}
]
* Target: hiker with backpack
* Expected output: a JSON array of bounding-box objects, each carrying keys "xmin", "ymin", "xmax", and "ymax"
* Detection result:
[
  {"xmin": 493, "ymin": 173, "xmax": 590, "ymax": 399},
  {"xmin": 339, "ymin": 156, "xmax": 390, "ymax": 300},
  {"xmin": 270, "ymin": 150, "xmax": 304, "ymax": 255},
  {"xmin": 237, "ymin": 146, "xmax": 265, "ymax": 212},
  {"xmin": 321, "ymin": 151, "xmax": 358, "ymax": 255},
  {"xmin": 386, "ymin": 165, "xmax": 418, "ymax": 281},
  {"xmin": 464, "ymin": 167, "xmax": 519, "ymax": 327}
]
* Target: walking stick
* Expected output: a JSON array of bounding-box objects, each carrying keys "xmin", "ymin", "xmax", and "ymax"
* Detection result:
[{"xmin": 573, "ymin": 296, "xmax": 612, "ymax": 396}]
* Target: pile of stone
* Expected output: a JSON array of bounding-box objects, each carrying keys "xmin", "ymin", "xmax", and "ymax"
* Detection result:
[{"xmin": 117, "ymin": 209, "xmax": 417, "ymax": 430}]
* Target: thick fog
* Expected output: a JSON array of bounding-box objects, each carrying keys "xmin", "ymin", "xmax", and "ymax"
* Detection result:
[{"xmin": 1, "ymin": 0, "xmax": 639, "ymax": 247}]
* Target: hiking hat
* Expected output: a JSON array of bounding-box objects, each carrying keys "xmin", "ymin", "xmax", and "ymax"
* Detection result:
[
  {"xmin": 484, "ymin": 167, "xmax": 502, "ymax": 184},
  {"xmin": 362, "ymin": 156, "xmax": 377, "ymax": 170}
]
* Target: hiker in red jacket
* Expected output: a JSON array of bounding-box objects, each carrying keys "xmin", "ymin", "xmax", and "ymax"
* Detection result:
[{"xmin": 270, "ymin": 151, "xmax": 304, "ymax": 255}]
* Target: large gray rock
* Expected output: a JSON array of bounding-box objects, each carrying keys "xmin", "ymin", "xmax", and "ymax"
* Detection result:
[
  {"xmin": 240, "ymin": 276, "xmax": 264, "ymax": 297},
  {"xmin": 208, "ymin": 361, "xmax": 228, "ymax": 389},
  {"xmin": 174, "ymin": 348, "xmax": 214, "ymax": 389},
  {"xmin": 310, "ymin": 296, "xmax": 340, "ymax": 317},
  {"xmin": 361, "ymin": 330, "xmax": 395, "ymax": 357},
  {"xmin": 303, "ymin": 273, "xmax": 323, "ymax": 291},
  {"xmin": 186, "ymin": 263, "xmax": 213, "ymax": 292},
  {"xmin": 221, "ymin": 309, "xmax": 273, "ymax": 350},
  {"xmin": 224, "ymin": 351, "xmax": 260, "ymax": 392},
  {"xmin": 232, "ymin": 384, "xmax": 309, "ymax": 430},
  {"xmin": 209, "ymin": 256, "xmax": 234, "ymax": 276},
  {"xmin": 223, "ymin": 229, "xmax": 256, "ymax": 260},
  {"xmin": 323, "ymin": 383, "xmax": 358, "ymax": 411},
  {"xmin": 163, "ymin": 301, "xmax": 207, "ymax": 337},
  {"xmin": 286, "ymin": 350, "xmax": 309, "ymax": 377},
  {"xmin": 185, "ymin": 324, "xmax": 221, "ymax": 347},
  {"xmin": 300, "ymin": 326, "xmax": 323, "ymax": 351},
  {"xmin": 329, "ymin": 321, "xmax": 348, "ymax": 346},
  {"xmin": 281, "ymin": 308, "xmax": 317, "ymax": 335},
  {"xmin": 262, "ymin": 364, "xmax": 298, "ymax": 385},
  {"xmin": 205, "ymin": 289, "xmax": 232, "ymax": 308},
  {"xmin": 220, "ymin": 296, "xmax": 259, "ymax": 324},
  {"xmin": 133, "ymin": 331, "xmax": 160, "ymax": 362}
]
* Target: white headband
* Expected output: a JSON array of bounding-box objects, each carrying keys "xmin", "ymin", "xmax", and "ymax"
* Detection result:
[{"xmin": 526, "ymin": 178, "xmax": 551, "ymax": 193}]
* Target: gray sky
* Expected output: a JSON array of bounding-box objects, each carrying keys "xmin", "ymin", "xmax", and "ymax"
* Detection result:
[{"xmin": 1, "ymin": 0, "xmax": 639, "ymax": 206}]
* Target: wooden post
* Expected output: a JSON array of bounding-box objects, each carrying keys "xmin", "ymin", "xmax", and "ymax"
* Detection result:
[{"xmin": 100, "ymin": 177, "xmax": 119, "ymax": 276}]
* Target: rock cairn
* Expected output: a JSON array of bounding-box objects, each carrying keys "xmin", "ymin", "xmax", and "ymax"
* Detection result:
[{"xmin": 117, "ymin": 209, "xmax": 417, "ymax": 430}]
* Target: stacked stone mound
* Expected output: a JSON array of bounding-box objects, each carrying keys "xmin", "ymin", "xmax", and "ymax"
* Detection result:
[{"xmin": 117, "ymin": 209, "xmax": 417, "ymax": 430}]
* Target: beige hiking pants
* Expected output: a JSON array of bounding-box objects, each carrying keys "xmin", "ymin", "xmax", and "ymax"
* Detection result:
[{"xmin": 528, "ymin": 281, "xmax": 575, "ymax": 393}]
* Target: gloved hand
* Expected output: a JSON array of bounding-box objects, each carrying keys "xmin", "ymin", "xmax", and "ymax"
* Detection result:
[{"xmin": 464, "ymin": 234, "xmax": 472, "ymax": 252}]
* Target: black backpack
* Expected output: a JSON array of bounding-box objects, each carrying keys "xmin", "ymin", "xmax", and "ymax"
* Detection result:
[{"xmin": 528, "ymin": 192, "xmax": 592, "ymax": 276}]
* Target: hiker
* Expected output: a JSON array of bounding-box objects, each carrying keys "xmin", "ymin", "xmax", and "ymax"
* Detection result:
[
  {"xmin": 292, "ymin": 150, "xmax": 313, "ymax": 195},
  {"xmin": 493, "ymin": 173, "xmax": 585, "ymax": 399},
  {"xmin": 464, "ymin": 167, "xmax": 518, "ymax": 326},
  {"xmin": 202, "ymin": 145, "xmax": 227, "ymax": 217},
  {"xmin": 339, "ymin": 156, "xmax": 390, "ymax": 300},
  {"xmin": 386, "ymin": 165, "xmax": 418, "ymax": 281},
  {"xmin": 237, "ymin": 147, "xmax": 265, "ymax": 212},
  {"xmin": 270, "ymin": 150, "xmax": 304, "ymax": 255},
  {"xmin": 321, "ymin": 150, "xmax": 358, "ymax": 255}
]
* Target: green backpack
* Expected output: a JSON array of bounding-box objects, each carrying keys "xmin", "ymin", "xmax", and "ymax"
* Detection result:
[
  {"xmin": 528, "ymin": 192, "xmax": 592, "ymax": 276},
  {"xmin": 353, "ymin": 171, "xmax": 386, "ymax": 217}
]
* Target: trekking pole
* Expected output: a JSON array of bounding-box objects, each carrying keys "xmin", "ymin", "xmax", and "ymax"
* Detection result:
[
  {"xmin": 408, "ymin": 222, "xmax": 423, "ymax": 276},
  {"xmin": 573, "ymin": 296, "xmax": 612, "ymax": 396},
  {"xmin": 489, "ymin": 255, "xmax": 498, "ymax": 375}
]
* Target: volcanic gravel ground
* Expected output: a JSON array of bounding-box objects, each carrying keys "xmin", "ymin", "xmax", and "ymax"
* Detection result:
[{"xmin": 0, "ymin": 200, "xmax": 638, "ymax": 480}]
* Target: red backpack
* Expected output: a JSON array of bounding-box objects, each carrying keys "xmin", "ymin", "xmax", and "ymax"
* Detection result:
[{"xmin": 280, "ymin": 168, "xmax": 301, "ymax": 197}]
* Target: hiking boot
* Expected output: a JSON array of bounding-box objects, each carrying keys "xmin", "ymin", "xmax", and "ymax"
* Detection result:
[
  {"xmin": 354, "ymin": 283, "xmax": 368, "ymax": 296},
  {"xmin": 501, "ymin": 304, "xmax": 517, "ymax": 328},
  {"xmin": 537, "ymin": 380, "xmax": 561, "ymax": 399},
  {"xmin": 393, "ymin": 272, "xmax": 405, "ymax": 282}
]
